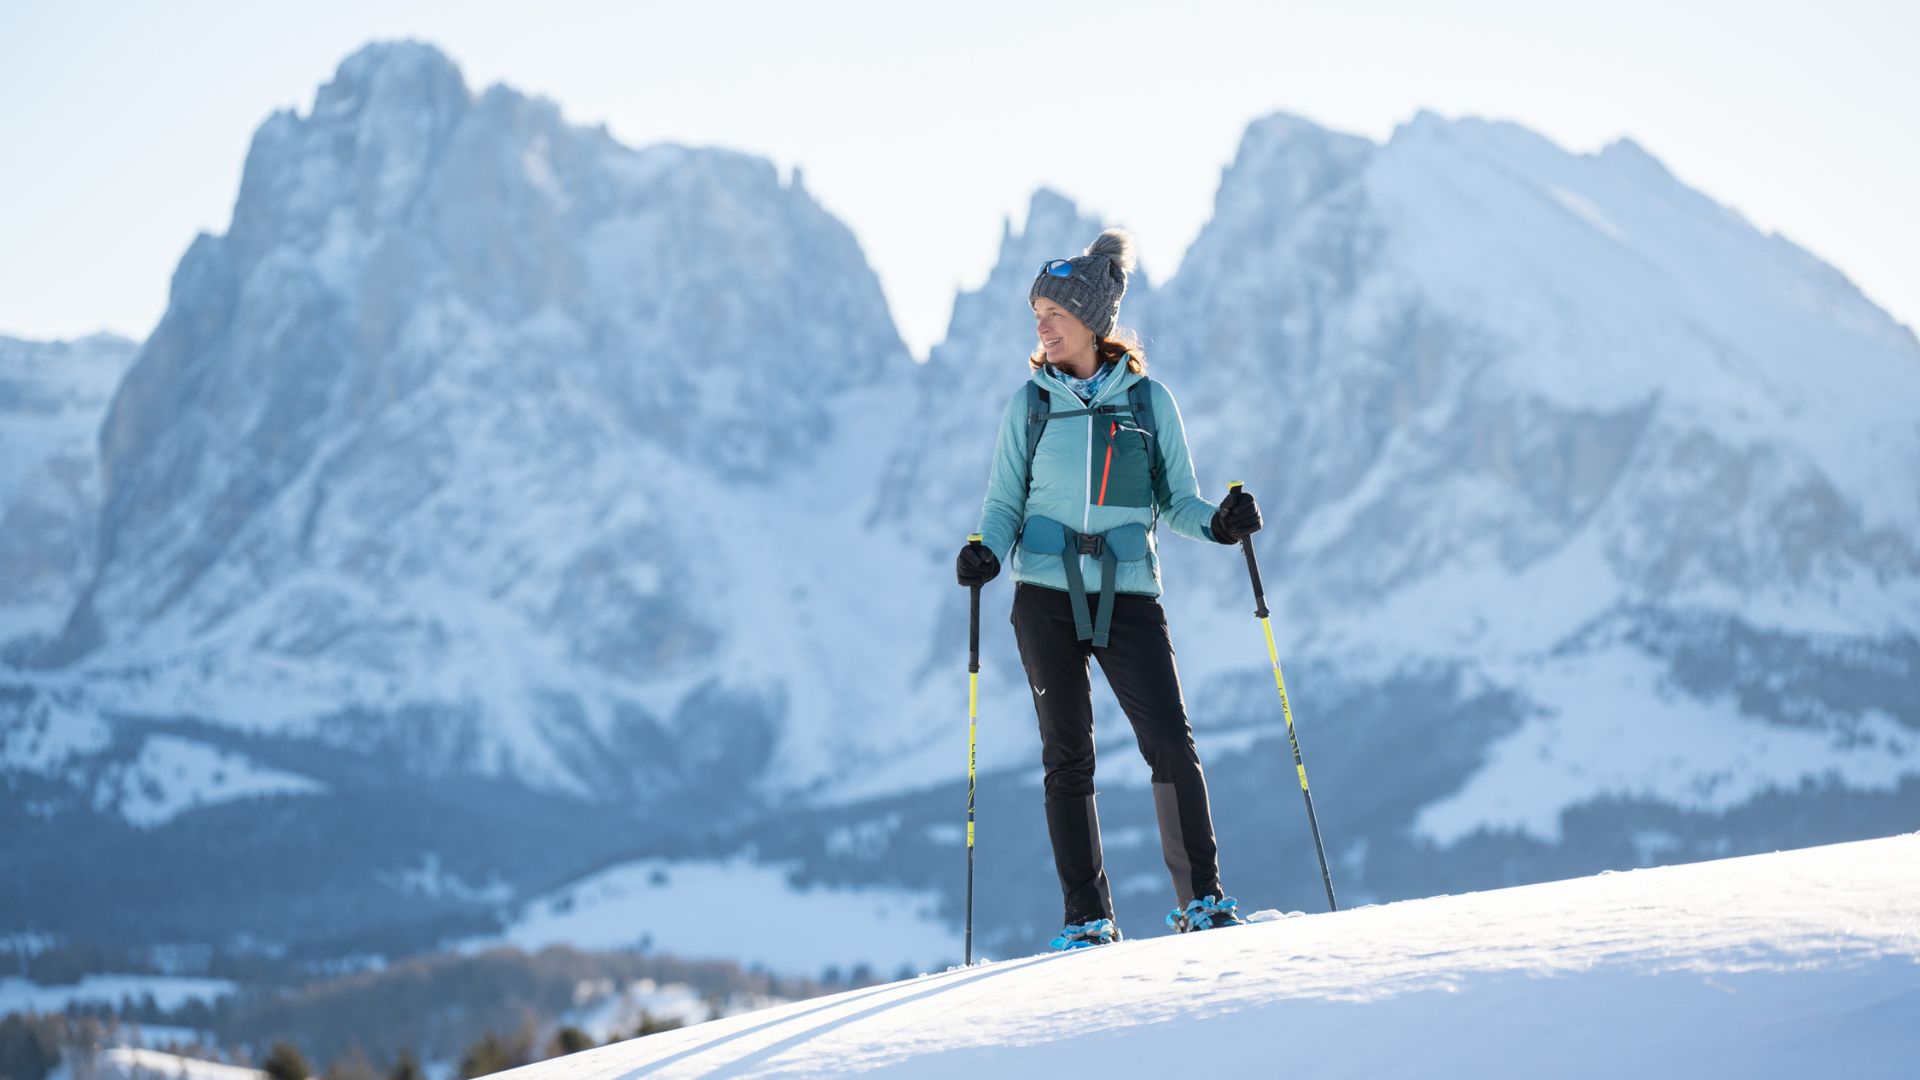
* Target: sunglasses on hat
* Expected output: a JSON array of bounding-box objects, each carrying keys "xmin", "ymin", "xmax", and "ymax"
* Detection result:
[{"xmin": 1040, "ymin": 259, "xmax": 1075, "ymax": 278}]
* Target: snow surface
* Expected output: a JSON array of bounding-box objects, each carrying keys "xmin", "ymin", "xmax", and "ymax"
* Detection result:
[
  {"xmin": 96, "ymin": 735, "xmax": 328, "ymax": 828},
  {"xmin": 489, "ymin": 833, "xmax": 1920, "ymax": 1078},
  {"xmin": 481, "ymin": 855, "xmax": 953, "ymax": 975}
]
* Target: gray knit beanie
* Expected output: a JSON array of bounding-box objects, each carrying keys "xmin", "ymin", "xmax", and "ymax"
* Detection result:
[{"xmin": 1029, "ymin": 228, "xmax": 1136, "ymax": 340}]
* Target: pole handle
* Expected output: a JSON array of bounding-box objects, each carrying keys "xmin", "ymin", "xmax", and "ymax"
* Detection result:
[
  {"xmin": 966, "ymin": 534, "xmax": 983, "ymax": 673},
  {"xmin": 1226, "ymin": 484, "xmax": 1268, "ymax": 618}
]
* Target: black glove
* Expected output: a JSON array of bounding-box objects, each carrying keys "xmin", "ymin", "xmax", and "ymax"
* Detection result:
[
  {"xmin": 1210, "ymin": 489, "xmax": 1263, "ymax": 545},
  {"xmin": 956, "ymin": 540, "xmax": 1001, "ymax": 587}
]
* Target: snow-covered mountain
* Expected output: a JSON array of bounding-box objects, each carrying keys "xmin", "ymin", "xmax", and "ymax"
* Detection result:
[
  {"xmin": 1137, "ymin": 110, "xmax": 1920, "ymax": 839},
  {"xmin": 6, "ymin": 40, "xmax": 927, "ymax": 812},
  {"xmin": 0, "ymin": 41, "xmax": 939, "ymax": 951},
  {"xmin": 1150, "ymin": 110, "xmax": 1920, "ymax": 646},
  {"xmin": 0, "ymin": 333, "xmax": 137, "ymax": 660},
  {"xmin": 3, "ymin": 41, "xmax": 1915, "ymax": 964},
  {"xmin": 487, "ymin": 833, "xmax": 1920, "ymax": 1078}
]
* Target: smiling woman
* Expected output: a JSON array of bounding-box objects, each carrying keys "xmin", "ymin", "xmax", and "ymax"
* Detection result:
[
  {"xmin": 955, "ymin": 228, "xmax": 1267, "ymax": 951},
  {"xmin": 1025, "ymin": 246, "xmax": 1147, "ymax": 382},
  {"xmin": 1028, "ymin": 295, "xmax": 1148, "ymax": 385}
]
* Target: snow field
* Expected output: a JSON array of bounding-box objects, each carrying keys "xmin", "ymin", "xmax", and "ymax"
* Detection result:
[
  {"xmin": 489, "ymin": 832, "xmax": 1920, "ymax": 1079},
  {"xmin": 482, "ymin": 855, "xmax": 954, "ymax": 975}
]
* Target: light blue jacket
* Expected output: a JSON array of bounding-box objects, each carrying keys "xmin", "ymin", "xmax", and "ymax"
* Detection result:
[{"xmin": 976, "ymin": 361, "xmax": 1221, "ymax": 599}]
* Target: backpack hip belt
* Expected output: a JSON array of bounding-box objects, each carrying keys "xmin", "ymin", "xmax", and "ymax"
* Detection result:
[{"xmin": 1019, "ymin": 516, "xmax": 1150, "ymax": 648}]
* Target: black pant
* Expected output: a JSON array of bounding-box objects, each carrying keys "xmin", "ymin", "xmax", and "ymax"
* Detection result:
[{"xmin": 1010, "ymin": 581, "xmax": 1225, "ymax": 924}]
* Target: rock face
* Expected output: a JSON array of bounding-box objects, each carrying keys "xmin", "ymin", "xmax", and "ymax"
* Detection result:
[
  {"xmin": 4, "ymin": 45, "xmax": 1916, "ymax": 958},
  {"xmin": 0, "ymin": 333, "xmax": 138, "ymax": 659}
]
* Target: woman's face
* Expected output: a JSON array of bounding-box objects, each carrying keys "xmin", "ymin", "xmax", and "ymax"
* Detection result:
[{"xmin": 1032, "ymin": 298, "xmax": 1093, "ymax": 363}]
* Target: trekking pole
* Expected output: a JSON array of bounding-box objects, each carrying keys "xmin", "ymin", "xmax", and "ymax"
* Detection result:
[
  {"xmin": 964, "ymin": 533, "xmax": 983, "ymax": 965},
  {"xmin": 1226, "ymin": 482, "xmax": 1338, "ymax": 913}
]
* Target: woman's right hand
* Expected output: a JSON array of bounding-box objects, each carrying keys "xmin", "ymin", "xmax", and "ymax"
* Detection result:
[
  {"xmin": 956, "ymin": 540, "xmax": 1001, "ymax": 587},
  {"xmin": 1211, "ymin": 488, "xmax": 1263, "ymax": 544}
]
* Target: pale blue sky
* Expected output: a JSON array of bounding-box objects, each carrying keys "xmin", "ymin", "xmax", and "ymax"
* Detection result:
[{"xmin": 1, "ymin": 0, "xmax": 1914, "ymax": 358}]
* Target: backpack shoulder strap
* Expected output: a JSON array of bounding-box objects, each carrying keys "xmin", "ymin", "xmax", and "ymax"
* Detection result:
[
  {"xmin": 1127, "ymin": 377, "xmax": 1170, "ymax": 510},
  {"xmin": 1024, "ymin": 382, "xmax": 1050, "ymax": 495}
]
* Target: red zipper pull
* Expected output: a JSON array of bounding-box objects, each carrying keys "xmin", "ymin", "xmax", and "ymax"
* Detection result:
[{"xmin": 1098, "ymin": 421, "xmax": 1116, "ymax": 505}]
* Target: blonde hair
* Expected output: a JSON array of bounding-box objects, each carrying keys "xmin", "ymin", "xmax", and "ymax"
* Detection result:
[{"xmin": 1028, "ymin": 325, "xmax": 1148, "ymax": 375}]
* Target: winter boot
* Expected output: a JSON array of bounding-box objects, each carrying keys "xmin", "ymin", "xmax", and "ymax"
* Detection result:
[
  {"xmin": 1049, "ymin": 917, "xmax": 1123, "ymax": 950},
  {"xmin": 1166, "ymin": 894, "xmax": 1245, "ymax": 933}
]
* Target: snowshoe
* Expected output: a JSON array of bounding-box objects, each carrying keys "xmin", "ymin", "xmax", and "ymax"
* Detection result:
[
  {"xmin": 1166, "ymin": 894, "xmax": 1246, "ymax": 933},
  {"xmin": 1049, "ymin": 917, "xmax": 1122, "ymax": 950}
]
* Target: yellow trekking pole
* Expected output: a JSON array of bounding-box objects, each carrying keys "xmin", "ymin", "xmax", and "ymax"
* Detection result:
[
  {"xmin": 964, "ymin": 533, "xmax": 983, "ymax": 965},
  {"xmin": 1227, "ymin": 482, "xmax": 1338, "ymax": 912}
]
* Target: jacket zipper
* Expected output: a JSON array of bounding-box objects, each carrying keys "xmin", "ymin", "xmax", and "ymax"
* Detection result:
[
  {"xmin": 1082, "ymin": 412, "xmax": 1093, "ymax": 530},
  {"xmin": 1039, "ymin": 367, "xmax": 1116, "ymax": 587}
]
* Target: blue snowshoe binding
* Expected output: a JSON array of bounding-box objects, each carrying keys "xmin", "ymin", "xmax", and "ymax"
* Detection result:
[
  {"xmin": 1049, "ymin": 917, "xmax": 1122, "ymax": 950},
  {"xmin": 1166, "ymin": 894, "xmax": 1246, "ymax": 933}
]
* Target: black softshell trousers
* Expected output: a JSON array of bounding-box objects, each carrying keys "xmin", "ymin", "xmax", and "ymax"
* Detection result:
[{"xmin": 1010, "ymin": 581, "xmax": 1224, "ymax": 925}]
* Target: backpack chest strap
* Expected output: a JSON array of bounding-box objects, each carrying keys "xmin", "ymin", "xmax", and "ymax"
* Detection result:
[{"xmin": 1033, "ymin": 403, "xmax": 1130, "ymax": 423}]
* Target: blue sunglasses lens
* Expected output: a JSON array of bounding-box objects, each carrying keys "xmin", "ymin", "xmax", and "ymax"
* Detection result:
[{"xmin": 1043, "ymin": 259, "xmax": 1074, "ymax": 277}]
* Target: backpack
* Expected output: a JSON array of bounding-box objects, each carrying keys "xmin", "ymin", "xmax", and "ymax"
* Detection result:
[{"xmin": 1023, "ymin": 376, "xmax": 1171, "ymax": 517}]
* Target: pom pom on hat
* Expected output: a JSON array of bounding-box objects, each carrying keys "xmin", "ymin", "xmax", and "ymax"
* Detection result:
[{"xmin": 1085, "ymin": 228, "xmax": 1136, "ymax": 275}]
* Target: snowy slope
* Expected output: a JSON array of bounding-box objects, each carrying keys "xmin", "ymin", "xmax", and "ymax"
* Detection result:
[
  {"xmin": 488, "ymin": 832, "xmax": 1920, "ymax": 1079},
  {"xmin": 477, "ymin": 853, "xmax": 952, "ymax": 975}
]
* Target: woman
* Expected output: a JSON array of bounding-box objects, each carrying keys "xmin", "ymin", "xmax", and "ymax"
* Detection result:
[{"xmin": 955, "ymin": 228, "xmax": 1264, "ymax": 949}]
